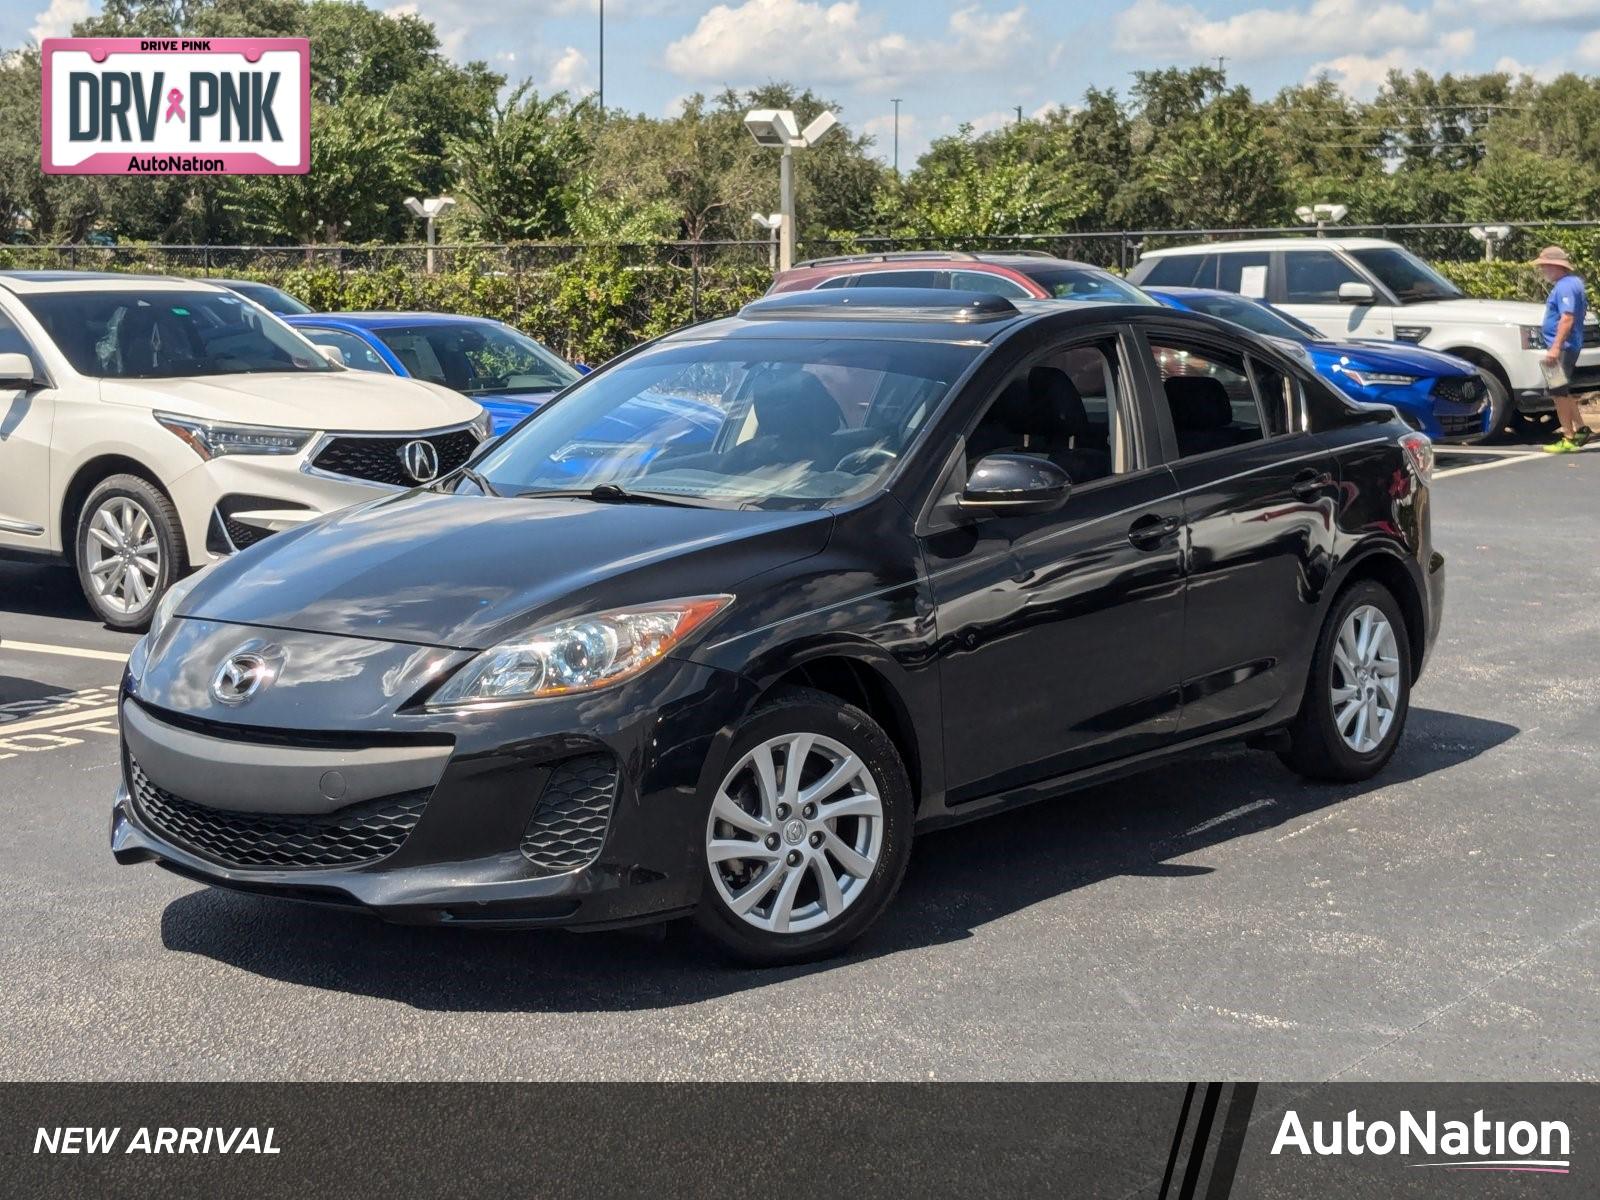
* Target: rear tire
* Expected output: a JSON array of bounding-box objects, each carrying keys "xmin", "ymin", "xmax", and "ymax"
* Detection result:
[
  {"xmin": 694, "ymin": 686, "xmax": 913, "ymax": 965},
  {"xmin": 1280, "ymin": 581, "xmax": 1412, "ymax": 783},
  {"xmin": 74, "ymin": 474, "xmax": 187, "ymax": 632}
]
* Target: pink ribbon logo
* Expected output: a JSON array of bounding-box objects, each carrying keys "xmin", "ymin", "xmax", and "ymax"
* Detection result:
[{"xmin": 164, "ymin": 88, "xmax": 185, "ymax": 123}]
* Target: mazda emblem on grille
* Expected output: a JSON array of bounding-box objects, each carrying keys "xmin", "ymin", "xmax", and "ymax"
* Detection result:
[
  {"xmin": 210, "ymin": 650, "xmax": 276, "ymax": 705},
  {"xmin": 400, "ymin": 439, "xmax": 440, "ymax": 484}
]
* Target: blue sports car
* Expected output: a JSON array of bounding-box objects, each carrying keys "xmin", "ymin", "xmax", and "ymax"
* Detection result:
[
  {"xmin": 284, "ymin": 312, "xmax": 583, "ymax": 435},
  {"xmin": 1148, "ymin": 287, "xmax": 1494, "ymax": 442}
]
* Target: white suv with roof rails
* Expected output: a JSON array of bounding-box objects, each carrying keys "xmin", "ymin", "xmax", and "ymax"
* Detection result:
[
  {"xmin": 1127, "ymin": 237, "xmax": 1600, "ymax": 431},
  {"xmin": 0, "ymin": 272, "xmax": 489, "ymax": 629}
]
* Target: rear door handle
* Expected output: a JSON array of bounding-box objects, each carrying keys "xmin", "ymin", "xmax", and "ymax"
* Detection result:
[
  {"xmin": 1127, "ymin": 513, "xmax": 1181, "ymax": 549},
  {"xmin": 1291, "ymin": 469, "xmax": 1333, "ymax": 500}
]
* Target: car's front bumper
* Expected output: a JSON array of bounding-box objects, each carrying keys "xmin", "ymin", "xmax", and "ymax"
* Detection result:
[{"xmin": 110, "ymin": 626, "xmax": 761, "ymax": 929}]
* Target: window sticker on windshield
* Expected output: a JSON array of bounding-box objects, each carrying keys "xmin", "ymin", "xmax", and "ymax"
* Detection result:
[{"xmin": 1239, "ymin": 265, "xmax": 1268, "ymax": 299}]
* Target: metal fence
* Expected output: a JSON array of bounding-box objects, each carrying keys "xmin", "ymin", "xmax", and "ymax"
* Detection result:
[{"xmin": 5, "ymin": 220, "xmax": 1599, "ymax": 279}]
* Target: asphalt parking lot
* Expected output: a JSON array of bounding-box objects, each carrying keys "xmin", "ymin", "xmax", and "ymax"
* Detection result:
[{"xmin": 2, "ymin": 445, "xmax": 1597, "ymax": 1083}]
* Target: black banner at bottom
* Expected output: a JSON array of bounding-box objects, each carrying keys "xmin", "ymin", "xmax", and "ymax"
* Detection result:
[{"xmin": 1, "ymin": 1082, "xmax": 1591, "ymax": 1197}]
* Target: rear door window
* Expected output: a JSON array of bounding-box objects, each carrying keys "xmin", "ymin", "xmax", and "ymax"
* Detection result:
[
  {"xmin": 1148, "ymin": 337, "xmax": 1266, "ymax": 458},
  {"xmin": 1217, "ymin": 252, "xmax": 1271, "ymax": 299},
  {"xmin": 950, "ymin": 270, "xmax": 1032, "ymax": 298}
]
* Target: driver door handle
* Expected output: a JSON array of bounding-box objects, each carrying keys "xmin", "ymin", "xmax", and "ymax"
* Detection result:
[
  {"xmin": 1127, "ymin": 513, "xmax": 1181, "ymax": 550},
  {"xmin": 1291, "ymin": 468, "xmax": 1334, "ymax": 500}
]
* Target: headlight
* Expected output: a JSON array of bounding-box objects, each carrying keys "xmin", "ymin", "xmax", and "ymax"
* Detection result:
[
  {"xmin": 1339, "ymin": 369, "xmax": 1420, "ymax": 389},
  {"xmin": 130, "ymin": 567, "xmax": 213, "ymax": 681},
  {"xmin": 426, "ymin": 595, "xmax": 733, "ymax": 708},
  {"xmin": 1521, "ymin": 326, "xmax": 1547, "ymax": 350},
  {"xmin": 156, "ymin": 412, "xmax": 312, "ymax": 459}
]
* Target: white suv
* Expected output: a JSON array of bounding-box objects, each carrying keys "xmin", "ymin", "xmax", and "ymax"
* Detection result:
[
  {"xmin": 0, "ymin": 272, "xmax": 490, "ymax": 629},
  {"xmin": 1128, "ymin": 237, "xmax": 1600, "ymax": 431}
]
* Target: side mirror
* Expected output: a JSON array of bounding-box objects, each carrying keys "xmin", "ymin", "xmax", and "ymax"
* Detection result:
[
  {"xmin": 317, "ymin": 345, "xmax": 345, "ymax": 366},
  {"xmin": 0, "ymin": 352, "xmax": 40, "ymax": 388},
  {"xmin": 1338, "ymin": 281, "xmax": 1375, "ymax": 305},
  {"xmin": 959, "ymin": 453, "xmax": 1072, "ymax": 517},
  {"xmin": 574, "ymin": 363, "xmax": 593, "ymax": 375}
]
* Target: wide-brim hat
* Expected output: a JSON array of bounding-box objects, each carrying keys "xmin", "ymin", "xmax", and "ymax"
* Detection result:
[{"xmin": 1534, "ymin": 245, "xmax": 1574, "ymax": 268}]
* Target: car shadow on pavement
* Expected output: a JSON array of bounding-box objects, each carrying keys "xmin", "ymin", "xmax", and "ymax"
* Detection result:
[
  {"xmin": 159, "ymin": 706, "xmax": 1517, "ymax": 1011},
  {"xmin": 0, "ymin": 559, "xmax": 95, "ymax": 622}
]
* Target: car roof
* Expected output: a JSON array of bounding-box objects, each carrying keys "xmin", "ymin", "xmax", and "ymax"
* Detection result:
[
  {"xmin": 659, "ymin": 288, "xmax": 1190, "ymax": 347},
  {"xmin": 1140, "ymin": 237, "xmax": 1400, "ymax": 258},
  {"xmin": 0, "ymin": 270, "xmax": 230, "ymax": 295},
  {"xmin": 790, "ymin": 251, "xmax": 1103, "ymax": 272},
  {"xmin": 288, "ymin": 312, "xmax": 503, "ymax": 329}
]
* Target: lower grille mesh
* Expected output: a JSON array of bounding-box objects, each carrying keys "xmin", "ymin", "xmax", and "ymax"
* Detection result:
[
  {"xmin": 129, "ymin": 757, "xmax": 428, "ymax": 870},
  {"xmin": 520, "ymin": 754, "xmax": 618, "ymax": 875}
]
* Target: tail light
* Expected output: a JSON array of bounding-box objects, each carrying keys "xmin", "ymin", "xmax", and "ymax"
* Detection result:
[{"xmin": 1399, "ymin": 431, "xmax": 1433, "ymax": 483}]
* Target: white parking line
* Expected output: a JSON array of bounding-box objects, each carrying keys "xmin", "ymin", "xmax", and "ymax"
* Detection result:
[
  {"xmin": 0, "ymin": 640, "xmax": 128, "ymax": 663},
  {"xmin": 1436, "ymin": 455, "xmax": 1557, "ymax": 480},
  {"xmin": 1433, "ymin": 445, "xmax": 1544, "ymax": 458},
  {"xmin": 0, "ymin": 705, "xmax": 119, "ymax": 736}
]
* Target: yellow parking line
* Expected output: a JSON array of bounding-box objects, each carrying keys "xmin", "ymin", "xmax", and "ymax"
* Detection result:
[
  {"xmin": 0, "ymin": 705, "xmax": 120, "ymax": 736},
  {"xmin": 1, "ymin": 640, "xmax": 128, "ymax": 663}
]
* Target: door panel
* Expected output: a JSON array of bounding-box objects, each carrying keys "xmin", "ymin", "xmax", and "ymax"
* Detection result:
[
  {"xmin": 924, "ymin": 465, "xmax": 1186, "ymax": 803},
  {"xmin": 1169, "ymin": 438, "xmax": 1337, "ymax": 734}
]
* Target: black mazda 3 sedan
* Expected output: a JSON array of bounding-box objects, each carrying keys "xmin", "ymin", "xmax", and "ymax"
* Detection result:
[{"xmin": 112, "ymin": 289, "xmax": 1445, "ymax": 963}]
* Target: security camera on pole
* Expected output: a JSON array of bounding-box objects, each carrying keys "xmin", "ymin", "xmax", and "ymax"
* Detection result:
[
  {"xmin": 404, "ymin": 195, "xmax": 457, "ymax": 274},
  {"xmin": 743, "ymin": 108, "xmax": 841, "ymax": 272},
  {"xmin": 1469, "ymin": 225, "xmax": 1512, "ymax": 262},
  {"xmin": 1294, "ymin": 203, "xmax": 1348, "ymax": 238}
]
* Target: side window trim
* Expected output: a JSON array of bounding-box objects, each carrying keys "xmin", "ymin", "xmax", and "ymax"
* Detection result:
[{"xmin": 1244, "ymin": 353, "xmax": 1306, "ymax": 439}]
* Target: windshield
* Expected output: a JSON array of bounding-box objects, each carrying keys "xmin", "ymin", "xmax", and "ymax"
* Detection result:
[
  {"xmin": 19, "ymin": 289, "xmax": 334, "ymax": 378},
  {"xmin": 227, "ymin": 282, "xmax": 312, "ymax": 316},
  {"xmin": 1019, "ymin": 266, "xmax": 1157, "ymax": 304},
  {"xmin": 372, "ymin": 322, "xmax": 580, "ymax": 396},
  {"xmin": 1166, "ymin": 292, "xmax": 1325, "ymax": 342},
  {"xmin": 1348, "ymin": 247, "xmax": 1463, "ymax": 304},
  {"xmin": 473, "ymin": 336, "xmax": 977, "ymax": 508}
]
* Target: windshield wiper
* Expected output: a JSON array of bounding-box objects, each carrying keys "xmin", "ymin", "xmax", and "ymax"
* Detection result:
[
  {"xmin": 451, "ymin": 466, "xmax": 500, "ymax": 496},
  {"xmin": 516, "ymin": 483, "xmax": 704, "ymax": 508}
]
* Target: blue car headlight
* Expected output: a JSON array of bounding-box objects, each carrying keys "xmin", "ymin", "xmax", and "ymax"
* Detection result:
[{"xmin": 1339, "ymin": 370, "xmax": 1421, "ymax": 389}]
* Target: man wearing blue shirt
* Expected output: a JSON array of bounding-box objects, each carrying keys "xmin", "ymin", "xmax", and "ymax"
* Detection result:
[{"xmin": 1536, "ymin": 245, "xmax": 1591, "ymax": 452}]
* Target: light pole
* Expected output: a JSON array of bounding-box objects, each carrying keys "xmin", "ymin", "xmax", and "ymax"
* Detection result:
[
  {"xmin": 890, "ymin": 97, "xmax": 901, "ymax": 176},
  {"xmin": 598, "ymin": 0, "xmax": 604, "ymax": 114},
  {"xmin": 744, "ymin": 108, "xmax": 841, "ymax": 272},
  {"xmin": 404, "ymin": 195, "xmax": 457, "ymax": 273},
  {"xmin": 752, "ymin": 212, "xmax": 783, "ymax": 270},
  {"xmin": 1470, "ymin": 224, "xmax": 1511, "ymax": 262},
  {"xmin": 1294, "ymin": 202, "xmax": 1347, "ymax": 237}
]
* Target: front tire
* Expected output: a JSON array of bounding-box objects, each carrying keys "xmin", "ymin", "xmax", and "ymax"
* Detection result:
[
  {"xmin": 1280, "ymin": 581, "xmax": 1412, "ymax": 782},
  {"xmin": 74, "ymin": 474, "xmax": 187, "ymax": 632},
  {"xmin": 695, "ymin": 687, "xmax": 913, "ymax": 965}
]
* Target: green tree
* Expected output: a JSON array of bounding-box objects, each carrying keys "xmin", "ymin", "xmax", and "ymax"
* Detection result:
[
  {"xmin": 228, "ymin": 95, "xmax": 418, "ymax": 242},
  {"xmin": 890, "ymin": 123, "xmax": 1093, "ymax": 239},
  {"xmin": 447, "ymin": 86, "xmax": 588, "ymax": 241}
]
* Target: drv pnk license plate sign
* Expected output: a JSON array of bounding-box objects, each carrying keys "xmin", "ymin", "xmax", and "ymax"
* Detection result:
[{"xmin": 41, "ymin": 38, "xmax": 310, "ymax": 175}]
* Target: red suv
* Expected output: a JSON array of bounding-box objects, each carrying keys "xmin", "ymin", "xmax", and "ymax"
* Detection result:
[{"xmin": 766, "ymin": 251, "xmax": 1155, "ymax": 305}]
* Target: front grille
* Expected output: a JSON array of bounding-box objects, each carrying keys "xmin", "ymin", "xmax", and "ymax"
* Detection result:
[
  {"xmin": 129, "ymin": 757, "xmax": 428, "ymax": 870},
  {"xmin": 520, "ymin": 754, "xmax": 618, "ymax": 876},
  {"xmin": 310, "ymin": 428, "xmax": 479, "ymax": 486},
  {"xmin": 222, "ymin": 515, "xmax": 268, "ymax": 550},
  {"xmin": 1431, "ymin": 376, "xmax": 1487, "ymax": 408}
]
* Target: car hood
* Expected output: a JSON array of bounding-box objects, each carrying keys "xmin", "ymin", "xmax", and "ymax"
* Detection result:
[
  {"xmin": 1396, "ymin": 298, "xmax": 1545, "ymax": 325},
  {"xmin": 1314, "ymin": 339, "xmax": 1475, "ymax": 375},
  {"xmin": 179, "ymin": 489, "xmax": 834, "ymax": 650},
  {"xmin": 99, "ymin": 369, "xmax": 484, "ymax": 432}
]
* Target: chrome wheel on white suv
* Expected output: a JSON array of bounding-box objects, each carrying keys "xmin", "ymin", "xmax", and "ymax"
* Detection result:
[{"xmin": 74, "ymin": 475, "xmax": 187, "ymax": 631}]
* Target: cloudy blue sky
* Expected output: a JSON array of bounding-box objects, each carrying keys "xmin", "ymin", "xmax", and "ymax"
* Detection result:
[{"xmin": 9, "ymin": 0, "xmax": 1600, "ymax": 164}]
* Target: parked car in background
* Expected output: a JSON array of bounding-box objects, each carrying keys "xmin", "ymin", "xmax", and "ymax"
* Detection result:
[
  {"xmin": 287, "ymin": 313, "xmax": 582, "ymax": 435},
  {"xmin": 0, "ymin": 272, "xmax": 489, "ymax": 629},
  {"xmin": 210, "ymin": 279, "xmax": 313, "ymax": 316},
  {"xmin": 1127, "ymin": 237, "xmax": 1600, "ymax": 433},
  {"xmin": 113, "ymin": 288, "xmax": 1442, "ymax": 963},
  {"xmin": 767, "ymin": 250, "xmax": 1158, "ymax": 306},
  {"xmin": 1149, "ymin": 286, "xmax": 1494, "ymax": 442}
]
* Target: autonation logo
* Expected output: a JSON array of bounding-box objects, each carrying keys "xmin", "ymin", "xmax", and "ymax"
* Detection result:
[{"xmin": 1272, "ymin": 1108, "xmax": 1572, "ymax": 1175}]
